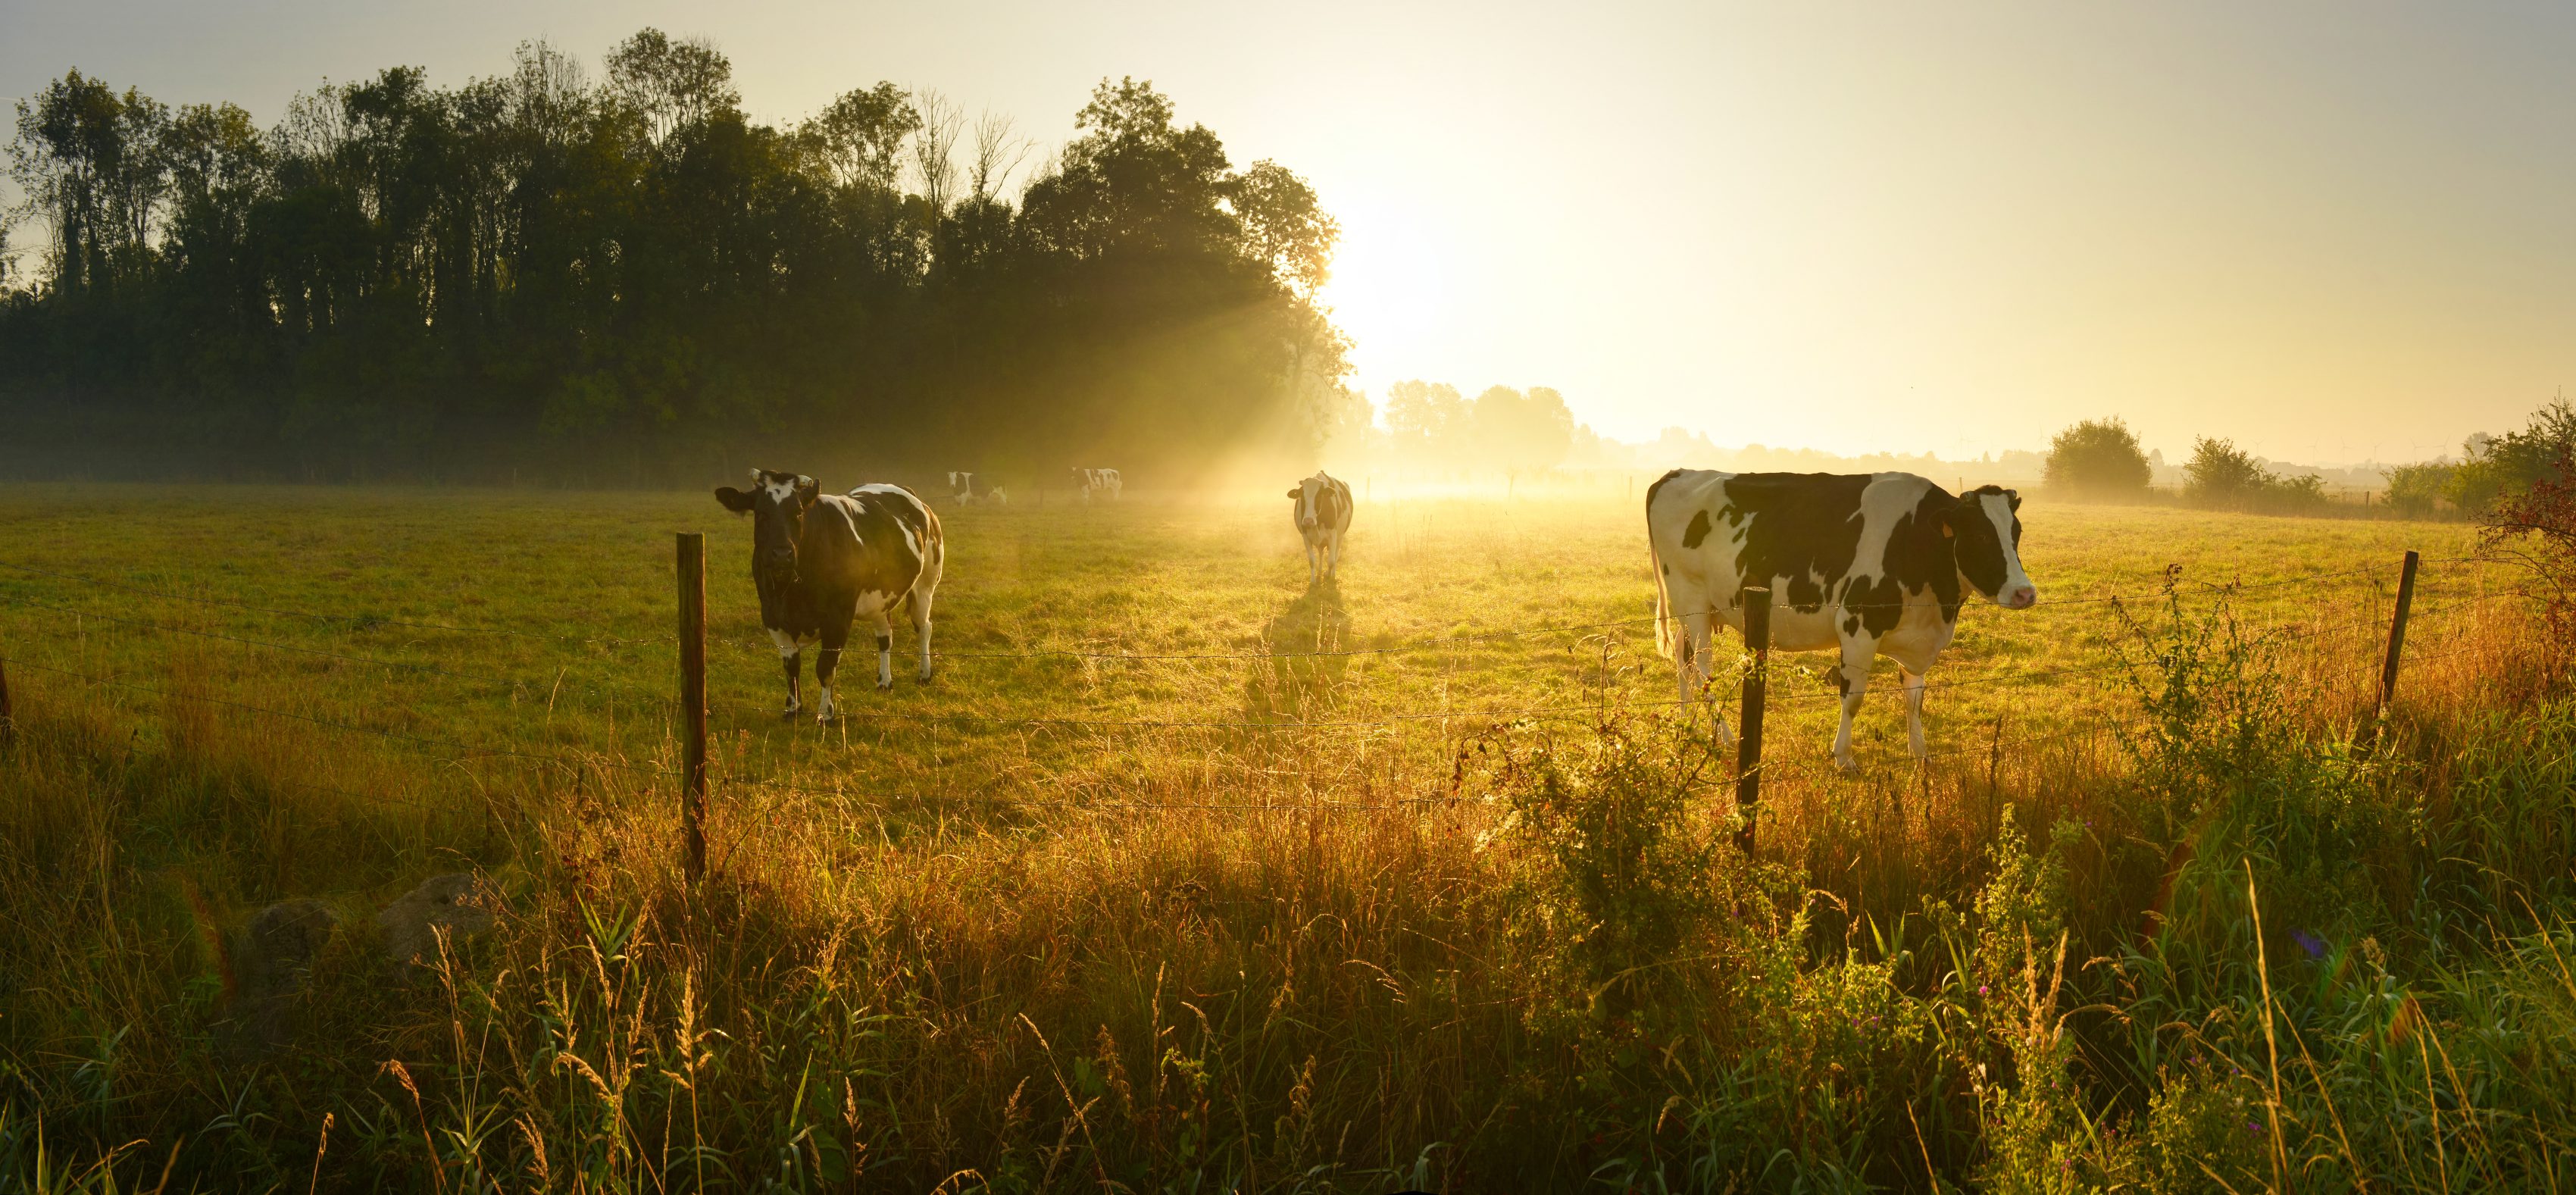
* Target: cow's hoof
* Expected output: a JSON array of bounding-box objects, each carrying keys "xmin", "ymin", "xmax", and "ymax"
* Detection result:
[
  {"xmin": 1834, "ymin": 756, "xmax": 1861, "ymax": 775},
  {"xmin": 815, "ymin": 714, "xmax": 839, "ymax": 726},
  {"xmin": 918, "ymin": 671, "xmax": 934, "ymax": 684},
  {"xmin": 876, "ymin": 679, "xmax": 893, "ymax": 692},
  {"xmin": 780, "ymin": 709, "xmax": 800, "ymax": 721}
]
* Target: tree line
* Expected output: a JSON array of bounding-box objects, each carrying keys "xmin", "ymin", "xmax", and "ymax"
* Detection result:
[
  {"xmin": 1, "ymin": 33, "xmax": 1350, "ymax": 485},
  {"xmin": 2042, "ymin": 402, "xmax": 2576, "ymax": 519}
]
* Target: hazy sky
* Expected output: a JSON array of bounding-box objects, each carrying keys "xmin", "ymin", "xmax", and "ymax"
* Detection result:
[{"xmin": 7, "ymin": 2, "xmax": 2572, "ymax": 463}]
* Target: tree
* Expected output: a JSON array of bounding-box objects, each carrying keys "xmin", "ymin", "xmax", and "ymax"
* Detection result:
[
  {"xmin": 799, "ymin": 83, "xmax": 918, "ymax": 192},
  {"xmin": 0, "ymin": 51, "xmax": 1349, "ymax": 483},
  {"xmin": 604, "ymin": 29, "xmax": 739, "ymax": 149},
  {"xmin": 1384, "ymin": 380, "xmax": 1468, "ymax": 458},
  {"xmin": 8, "ymin": 70, "xmax": 167, "ymax": 292},
  {"xmin": 1473, "ymin": 385, "xmax": 1574, "ymax": 477},
  {"xmin": 2184, "ymin": 437, "xmax": 2268, "ymax": 507},
  {"xmin": 2042, "ymin": 417, "xmax": 2151, "ymax": 501},
  {"xmin": 1230, "ymin": 160, "xmax": 1336, "ymax": 302}
]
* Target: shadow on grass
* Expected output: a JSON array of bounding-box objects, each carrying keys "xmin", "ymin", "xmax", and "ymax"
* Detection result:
[{"xmin": 1245, "ymin": 577, "xmax": 1352, "ymax": 724}]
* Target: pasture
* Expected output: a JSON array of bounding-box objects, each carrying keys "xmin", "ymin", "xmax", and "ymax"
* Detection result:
[{"xmin": 2, "ymin": 480, "xmax": 2569, "ymax": 1191}]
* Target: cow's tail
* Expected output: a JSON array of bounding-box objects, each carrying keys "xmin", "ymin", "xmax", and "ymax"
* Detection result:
[{"xmin": 1651, "ymin": 534, "xmax": 1676, "ymax": 661}]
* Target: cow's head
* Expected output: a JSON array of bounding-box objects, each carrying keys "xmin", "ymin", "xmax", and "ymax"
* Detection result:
[
  {"xmin": 1286, "ymin": 473, "xmax": 1332, "ymax": 530},
  {"xmin": 714, "ymin": 468, "xmax": 819, "ymax": 585},
  {"xmin": 1943, "ymin": 486, "xmax": 2037, "ymax": 609}
]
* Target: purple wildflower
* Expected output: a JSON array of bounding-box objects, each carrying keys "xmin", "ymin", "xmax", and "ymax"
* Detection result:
[{"xmin": 2293, "ymin": 930, "xmax": 2328, "ymax": 960}]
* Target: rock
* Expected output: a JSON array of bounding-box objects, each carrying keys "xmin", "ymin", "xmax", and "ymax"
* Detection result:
[
  {"xmin": 376, "ymin": 872, "xmax": 497, "ymax": 969},
  {"xmin": 225, "ymin": 898, "xmax": 338, "ymax": 1057}
]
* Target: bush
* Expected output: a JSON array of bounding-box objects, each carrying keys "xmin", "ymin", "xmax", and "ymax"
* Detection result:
[
  {"xmin": 2481, "ymin": 441, "xmax": 2576, "ymax": 640},
  {"xmin": 2381, "ymin": 459, "xmax": 2453, "ymax": 517},
  {"xmin": 2183, "ymin": 437, "xmax": 2327, "ymax": 514},
  {"xmin": 2447, "ymin": 397, "xmax": 2576, "ymax": 516},
  {"xmin": 2043, "ymin": 417, "xmax": 2153, "ymax": 501}
]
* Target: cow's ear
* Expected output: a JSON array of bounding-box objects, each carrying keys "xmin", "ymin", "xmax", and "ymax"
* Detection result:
[
  {"xmin": 714, "ymin": 486, "xmax": 755, "ymax": 514},
  {"xmin": 1286, "ymin": 487, "xmax": 1302, "ymax": 499},
  {"xmin": 2008, "ymin": 491, "xmax": 2023, "ymax": 512},
  {"xmin": 792, "ymin": 476, "xmax": 820, "ymax": 508}
]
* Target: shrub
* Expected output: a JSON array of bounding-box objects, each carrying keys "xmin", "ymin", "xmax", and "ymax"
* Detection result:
[
  {"xmin": 2183, "ymin": 437, "xmax": 2327, "ymax": 514},
  {"xmin": 2480, "ymin": 441, "xmax": 2576, "ymax": 639},
  {"xmin": 1477, "ymin": 718, "xmax": 1727, "ymax": 1020},
  {"xmin": 2446, "ymin": 399, "xmax": 2576, "ymax": 515},
  {"xmin": 2043, "ymin": 417, "xmax": 2153, "ymax": 501},
  {"xmin": 2381, "ymin": 459, "xmax": 2453, "ymax": 517}
]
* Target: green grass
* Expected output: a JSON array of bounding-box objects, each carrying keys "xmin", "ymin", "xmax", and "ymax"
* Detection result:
[
  {"xmin": 0, "ymin": 480, "xmax": 2565, "ymax": 1191},
  {"xmin": 0, "ymin": 481, "xmax": 2496, "ymax": 796}
]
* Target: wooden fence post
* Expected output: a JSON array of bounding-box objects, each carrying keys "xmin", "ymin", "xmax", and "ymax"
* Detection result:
[
  {"xmin": 2365, "ymin": 549, "xmax": 2420, "ymax": 749},
  {"xmin": 0, "ymin": 649, "xmax": 14, "ymax": 746},
  {"xmin": 677, "ymin": 532, "xmax": 709, "ymax": 885},
  {"xmin": 1733, "ymin": 586, "xmax": 1771, "ymax": 852}
]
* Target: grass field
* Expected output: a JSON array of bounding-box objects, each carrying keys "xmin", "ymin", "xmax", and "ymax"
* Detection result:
[{"xmin": 1, "ymin": 479, "xmax": 2568, "ymax": 1191}]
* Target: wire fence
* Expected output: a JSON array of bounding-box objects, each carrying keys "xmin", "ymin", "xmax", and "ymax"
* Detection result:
[{"xmin": 0, "ymin": 551, "xmax": 2538, "ymax": 816}]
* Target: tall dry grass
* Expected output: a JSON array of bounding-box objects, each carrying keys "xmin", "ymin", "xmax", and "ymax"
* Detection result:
[{"xmin": 2, "ymin": 581, "xmax": 2571, "ymax": 1190}]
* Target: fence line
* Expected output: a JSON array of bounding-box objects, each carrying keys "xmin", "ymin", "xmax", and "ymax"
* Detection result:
[
  {"xmin": 11, "ymin": 553, "xmax": 2488, "ymax": 669},
  {"xmin": 0, "ymin": 655, "xmax": 679, "ymax": 781},
  {"xmin": 0, "ymin": 559, "xmax": 680, "ymax": 647},
  {"xmin": 0, "ymin": 569, "xmax": 2524, "ymax": 740},
  {"xmin": 0, "ymin": 555, "xmax": 2532, "ymax": 821}
]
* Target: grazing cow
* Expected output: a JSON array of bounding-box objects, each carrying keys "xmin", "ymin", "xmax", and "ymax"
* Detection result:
[
  {"xmin": 946, "ymin": 472, "xmax": 1007, "ymax": 505},
  {"xmin": 714, "ymin": 469, "xmax": 945, "ymax": 721},
  {"xmin": 1286, "ymin": 471, "xmax": 1353, "ymax": 583},
  {"xmin": 1071, "ymin": 468, "xmax": 1123, "ymax": 503},
  {"xmin": 1646, "ymin": 471, "xmax": 2037, "ymax": 771}
]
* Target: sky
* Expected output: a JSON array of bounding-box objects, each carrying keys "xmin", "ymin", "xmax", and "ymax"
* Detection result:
[{"xmin": 6, "ymin": 1, "xmax": 2573, "ymax": 464}]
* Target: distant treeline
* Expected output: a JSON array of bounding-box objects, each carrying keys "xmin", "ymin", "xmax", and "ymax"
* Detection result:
[
  {"xmin": 2042, "ymin": 403, "xmax": 2576, "ymax": 519},
  {"xmin": 0, "ymin": 33, "xmax": 1350, "ymax": 485}
]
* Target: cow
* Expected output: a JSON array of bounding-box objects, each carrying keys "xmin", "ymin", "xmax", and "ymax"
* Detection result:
[
  {"xmin": 946, "ymin": 471, "xmax": 1007, "ymax": 505},
  {"xmin": 1286, "ymin": 471, "xmax": 1353, "ymax": 583},
  {"xmin": 1646, "ymin": 471, "xmax": 2037, "ymax": 771},
  {"xmin": 1071, "ymin": 468, "xmax": 1123, "ymax": 503},
  {"xmin": 714, "ymin": 469, "xmax": 945, "ymax": 722}
]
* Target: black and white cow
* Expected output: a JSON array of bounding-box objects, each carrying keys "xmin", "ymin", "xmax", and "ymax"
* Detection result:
[
  {"xmin": 1286, "ymin": 471, "xmax": 1352, "ymax": 583},
  {"xmin": 946, "ymin": 471, "xmax": 1006, "ymax": 505},
  {"xmin": 1646, "ymin": 471, "xmax": 2037, "ymax": 771},
  {"xmin": 1071, "ymin": 468, "xmax": 1123, "ymax": 503},
  {"xmin": 714, "ymin": 469, "xmax": 945, "ymax": 721}
]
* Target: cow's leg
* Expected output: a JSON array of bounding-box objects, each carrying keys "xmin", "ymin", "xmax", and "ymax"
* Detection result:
[
  {"xmin": 1327, "ymin": 530, "xmax": 1342, "ymax": 576},
  {"xmin": 909, "ymin": 588, "xmax": 936, "ymax": 682},
  {"xmin": 1902, "ymin": 668, "xmax": 1929, "ymax": 759},
  {"xmin": 1831, "ymin": 638, "xmax": 1875, "ymax": 772},
  {"xmin": 814, "ymin": 609, "xmax": 853, "ymax": 724},
  {"xmin": 870, "ymin": 610, "xmax": 896, "ymax": 690},
  {"xmin": 767, "ymin": 627, "xmax": 803, "ymax": 715},
  {"xmin": 1673, "ymin": 607, "xmax": 1734, "ymax": 748}
]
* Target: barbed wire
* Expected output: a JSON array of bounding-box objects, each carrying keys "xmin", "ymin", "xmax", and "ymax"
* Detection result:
[
  {"xmin": 0, "ymin": 655, "xmax": 679, "ymax": 781},
  {"xmin": 0, "ymin": 593, "xmax": 684, "ymax": 708},
  {"xmin": 0, "ymin": 559, "xmax": 680, "ymax": 647}
]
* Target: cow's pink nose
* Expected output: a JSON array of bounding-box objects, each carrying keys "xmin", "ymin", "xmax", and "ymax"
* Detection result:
[{"xmin": 2009, "ymin": 586, "xmax": 2037, "ymax": 608}]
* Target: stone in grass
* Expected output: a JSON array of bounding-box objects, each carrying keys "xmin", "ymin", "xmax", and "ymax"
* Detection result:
[
  {"xmin": 376, "ymin": 872, "xmax": 498, "ymax": 971},
  {"xmin": 224, "ymin": 898, "xmax": 339, "ymax": 1058}
]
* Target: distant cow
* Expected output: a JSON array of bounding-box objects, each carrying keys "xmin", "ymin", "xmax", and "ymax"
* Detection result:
[
  {"xmin": 1071, "ymin": 468, "xmax": 1123, "ymax": 503},
  {"xmin": 1286, "ymin": 471, "xmax": 1353, "ymax": 583},
  {"xmin": 714, "ymin": 469, "xmax": 945, "ymax": 721},
  {"xmin": 1646, "ymin": 471, "xmax": 2037, "ymax": 771},
  {"xmin": 946, "ymin": 472, "xmax": 1006, "ymax": 505}
]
